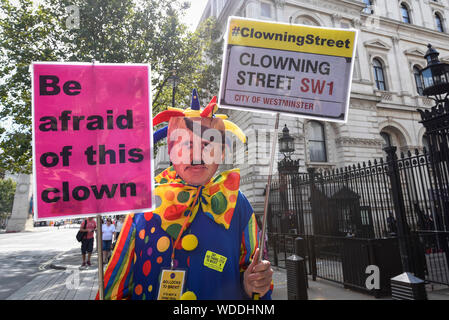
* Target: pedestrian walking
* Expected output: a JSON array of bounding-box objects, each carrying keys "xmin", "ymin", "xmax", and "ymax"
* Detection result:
[
  {"xmin": 102, "ymin": 218, "xmax": 115, "ymax": 264},
  {"xmin": 80, "ymin": 217, "xmax": 97, "ymax": 268},
  {"xmin": 114, "ymin": 216, "xmax": 124, "ymax": 241}
]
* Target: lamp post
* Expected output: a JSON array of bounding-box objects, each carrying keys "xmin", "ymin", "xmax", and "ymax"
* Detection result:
[
  {"xmin": 168, "ymin": 69, "xmax": 179, "ymax": 108},
  {"xmin": 279, "ymin": 124, "xmax": 295, "ymax": 158},
  {"xmin": 387, "ymin": 44, "xmax": 449, "ymax": 300},
  {"xmin": 418, "ymin": 44, "xmax": 449, "ymax": 231},
  {"xmin": 420, "ymin": 44, "xmax": 449, "ymax": 101},
  {"xmin": 278, "ymin": 124, "xmax": 299, "ymax": 234},
  {"xmin": 278, "ymin": 124, "xmax": 300, "ymax": 174},
  {"xmin": 278, "ymin": 125, "xmax": 308, "ymax": 300},
  {"xmin": 418, "ymin": 44, "xmax": 449, "ymax": 251}
]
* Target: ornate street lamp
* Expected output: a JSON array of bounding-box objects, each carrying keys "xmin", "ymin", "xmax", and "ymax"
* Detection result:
[
  {"xmin": 279, "ymin": 124, "xmax": 295, "ymax": 159},
  {"xmin": 278, "ymin": 124, "xmax": 298, "ymax": 173},
  {"xmin": 420, "ymin": 44, "xmax": 449, "ymax": 101}
]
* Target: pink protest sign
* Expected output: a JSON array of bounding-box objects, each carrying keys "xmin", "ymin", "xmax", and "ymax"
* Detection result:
[{"xmin": 32, "ymin": 62, "xmax": 155, "ymax": 220}]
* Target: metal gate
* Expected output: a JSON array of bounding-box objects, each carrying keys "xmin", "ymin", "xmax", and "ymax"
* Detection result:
[
  {"xmin": 268, "ymin": 104, "xmax": 449, "ymax": 295},
  {"xmin": 268, "ymin": 126, "xmax": 449, "ymax": 296}
]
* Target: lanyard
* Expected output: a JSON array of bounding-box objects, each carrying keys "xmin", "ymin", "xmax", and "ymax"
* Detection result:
[{"xmin": 170, "ymin": 186, "xmax": 203, "ymax": 269}]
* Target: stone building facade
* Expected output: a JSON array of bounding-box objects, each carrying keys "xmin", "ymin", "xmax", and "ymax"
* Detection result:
[{"xmin": 157, "ymin": 0, "xmax": 449, "ymax": 217}]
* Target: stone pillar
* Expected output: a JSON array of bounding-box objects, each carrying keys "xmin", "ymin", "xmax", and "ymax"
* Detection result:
[{"xmin": 6, "ymin": 174, "xmax": 33, "ymax": 232}]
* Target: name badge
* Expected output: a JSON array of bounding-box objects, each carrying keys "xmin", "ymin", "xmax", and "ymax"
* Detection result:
[
  {"xmin": 203, "ymin": 250, "xmax": 227, "ymax": 272},
  {"xmin": 157, "ymin": 269, "xmax": 186, "ymax": 300}
]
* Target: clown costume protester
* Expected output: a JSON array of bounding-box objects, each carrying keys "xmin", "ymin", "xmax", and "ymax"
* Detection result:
[{"xmin": 98, "ymin": 89, "xmax": 273, "ymax": 300}]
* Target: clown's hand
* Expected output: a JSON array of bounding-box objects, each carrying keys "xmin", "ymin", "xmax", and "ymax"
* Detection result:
[{"xmin": 243, "ymin": 248, "xmax": 273, "ymax": 298}]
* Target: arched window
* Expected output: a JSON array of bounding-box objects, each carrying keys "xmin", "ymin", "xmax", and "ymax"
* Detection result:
[
  {"xmin": 362, "ymin": 0, "xmax": 373, "ymax": 14},
  {"xmin": 380, "ymin": 132, "xmax": 392, "ymax": 149},
  {"xmin": 400, "ymin": 3, "xmax": 411, "ymax": 24},
  {"xmin": 435, "ymin": 13, "xmax": 444, "ymax": 32},
  {"xmin": 308, "ymin": 121, "xmax": 327, "ymax": 162},
  {"xmin": 413, "ymin": 66, "xmax": 424, "ymax": 96},
  {"xmin": 295, "ymin": 16, "xmax": 320, "ymax": 26},
  {"xmin": 373, "ymin": 58, "xmax": 387, "ymax": 91}
]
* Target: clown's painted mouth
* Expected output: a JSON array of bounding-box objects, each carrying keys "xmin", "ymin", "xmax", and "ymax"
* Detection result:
[{"xmin": 186, "ymin": 164, "xmax": 207, "ymax": 171}]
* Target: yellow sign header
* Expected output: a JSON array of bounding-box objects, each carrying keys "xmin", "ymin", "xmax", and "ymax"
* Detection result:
[{"xmin": 227, "ymin": 17, "xmax": 357, "ymax": 58}]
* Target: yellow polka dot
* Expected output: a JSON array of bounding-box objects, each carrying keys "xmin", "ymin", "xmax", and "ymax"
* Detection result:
[
  {"xmin": 181, "ymin": 291, "xmax": 197, "ymax": 300},
  {"xmin": 181, "ymin": 234, "xmax": 198, "ymax": 251},
  {"xmin": 151, "ymin": 227, "xmax": 155, "ymax": 234},
  {"xmin": 148, "ymin": 285, "xmax": 153, "ymax": 292},
  {"xmin": 157, "ymin": 236, "xmax": 170, "ymax": 252}
]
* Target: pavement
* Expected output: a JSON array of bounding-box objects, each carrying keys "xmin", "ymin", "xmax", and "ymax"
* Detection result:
[
  {"xmin": 7, "ymin": 246, "xmax": 448, "ymax": 300},
  {"xmin": 2, "ymin": 226, "xmax": 449, "ymax": 300},
  {"xmin": 6, "ymin": 245, "xmax": 377, "ymax": 300}
]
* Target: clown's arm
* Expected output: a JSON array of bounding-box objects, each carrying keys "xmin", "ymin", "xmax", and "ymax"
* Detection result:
[
  {"xmin": 97, "ymin": 214, "xmax": 136, "ymax": 300},
  {"xmin": 239, "ymin": 213, "xmax": 273, "ymax": 299}
]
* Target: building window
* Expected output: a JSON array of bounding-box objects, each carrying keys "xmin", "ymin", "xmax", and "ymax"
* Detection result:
[
  {"xmin": 423, "ymin": 135, "xmax": 430, "ymax": 151},
  {"xmin": 362, "ymin": 0, "xmax": 374, "ymax": 14},
  {"xmin": 295, "ymin": 16, "xmax": 320, "ymax": 26},
  {"xmin": 261, "ymin": 2, "xmax": 271, "ymax": 18},
  {"xmin": 400, "ymin": 3, "xmax": 411, "ymax": 24},
  {"xmin": 435, "ymin": 13, "xmax": 444, "ymax": 32},
  {"xmin": 380, "ymin": 132, "xmax": 392, "ymax": 149},
  {"xmin": 413, "ymin": 66, "xmax": 424, "ymax": 96},
  {"xmin": 373, "ymin": 58, "xmax": 387, "ymax": 91},
  {"xmin": 308, "ymin": 121, "xmax": 327, "ymax": 162}
]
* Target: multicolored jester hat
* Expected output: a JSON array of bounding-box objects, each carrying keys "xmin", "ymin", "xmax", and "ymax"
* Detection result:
[
  {"xmin": 150, "ymin": 89, "xmax": 248, "ymax": 240},
  {"xmin": 99, "ymin": 89, "xmax": 267, "ymax": 300},
  {"xmin": 153, "ymin": 89, "xmax": 246, "ymax": 145}
]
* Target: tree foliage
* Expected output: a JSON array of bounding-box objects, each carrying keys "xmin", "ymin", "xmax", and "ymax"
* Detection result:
[
  {"xmin": 0, "ymin": 178, "xmax": 16, "ymax": 215},
  {"xmin": 0, "ymin": 0, "xmax": 67, "ymax": 173},
  {"xmin": 0, "ymin": 0, "xmax": 223, "ymax": 174}
]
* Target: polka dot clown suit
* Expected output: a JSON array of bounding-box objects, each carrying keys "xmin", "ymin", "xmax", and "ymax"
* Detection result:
[{"xmin": 98, "ymin": 90, "xmax": 272, "ymax": 300}]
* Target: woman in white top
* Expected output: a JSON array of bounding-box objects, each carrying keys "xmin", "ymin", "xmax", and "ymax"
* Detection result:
[
  {"xmin": 102, "ymin": 218, "xmax": 115, "ymax": 264},
  {"xmin": 114, "ymin": 216, "xmax": 124, "ymax": 241}
]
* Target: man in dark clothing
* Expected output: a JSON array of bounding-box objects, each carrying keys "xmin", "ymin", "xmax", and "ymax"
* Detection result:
[{"xmin": 80, "ymin": 217, "xmax": 97, "ymax": 268}]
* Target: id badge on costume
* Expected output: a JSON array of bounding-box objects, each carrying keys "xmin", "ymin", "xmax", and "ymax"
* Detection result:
[{"xmin": 157, "ymin": 269, "xmax": 186, "ymax": 300}]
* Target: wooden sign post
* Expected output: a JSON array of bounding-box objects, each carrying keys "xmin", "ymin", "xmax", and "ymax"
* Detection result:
[{"xmin": 96, "ymin": 215, "xmax": 104, "ymax": 300}]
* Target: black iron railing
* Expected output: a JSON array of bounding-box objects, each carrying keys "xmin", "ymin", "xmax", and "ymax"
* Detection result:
[{"xmin": 268, "ymin": 145, "xmax": 449, "ymax": 290}]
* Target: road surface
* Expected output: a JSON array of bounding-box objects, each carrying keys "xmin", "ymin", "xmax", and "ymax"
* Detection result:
[{"xmin": 0, "ymin": 225, "xmax": 80, "ymax": 299}]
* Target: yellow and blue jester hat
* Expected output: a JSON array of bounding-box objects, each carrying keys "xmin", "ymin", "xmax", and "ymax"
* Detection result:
[{"xmin": 153, "ymin": 89, "xmax": 246, "ymax": 144}]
